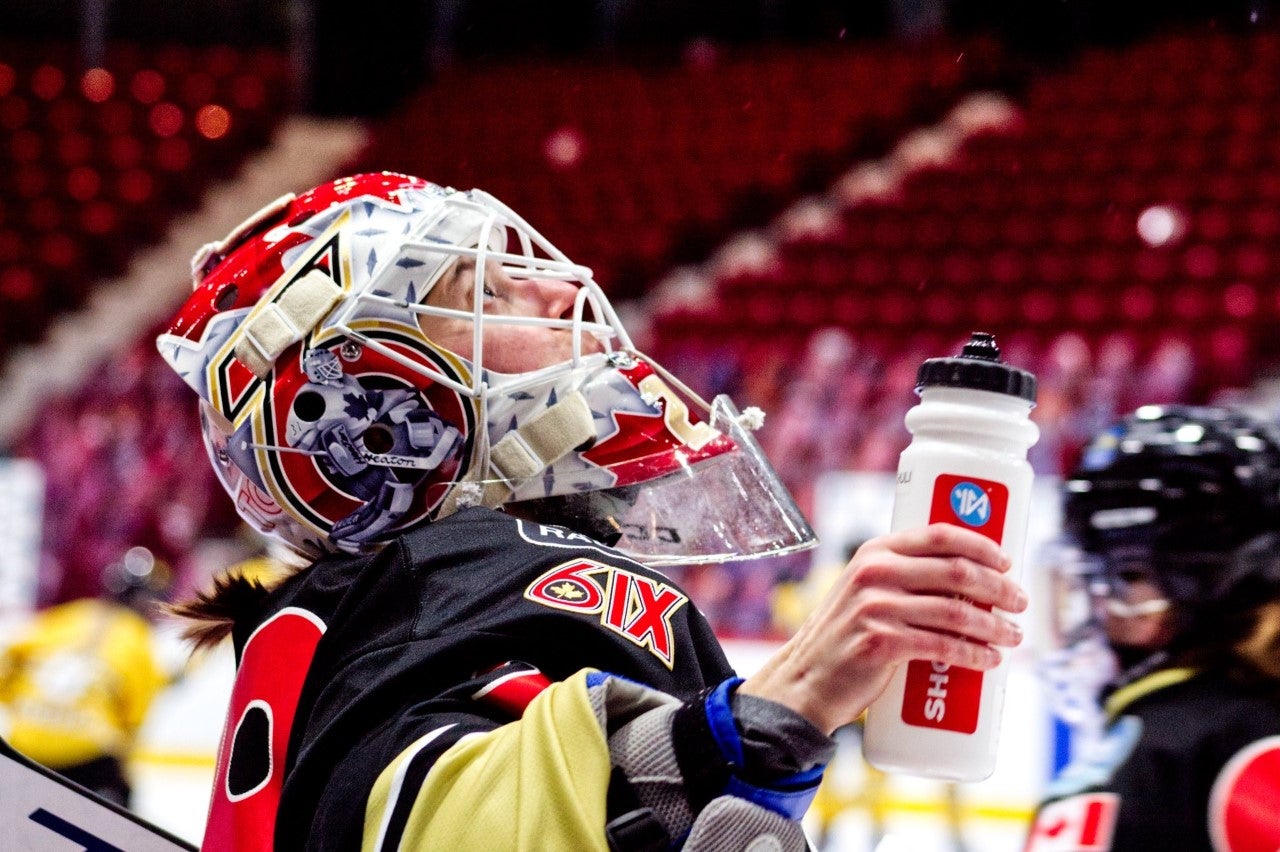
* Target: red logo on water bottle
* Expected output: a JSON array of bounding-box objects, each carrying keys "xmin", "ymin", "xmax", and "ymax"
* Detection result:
[{"xmin": 901, "ymin": 474, "xmax": 1009, "ymax": 733}]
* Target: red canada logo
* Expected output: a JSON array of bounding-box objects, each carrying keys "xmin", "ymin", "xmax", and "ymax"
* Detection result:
[
  {"xmin": 1026, "ymin": 793, "xmax": 1119, "ymax": 851},
  {"xmin": 525, "ymin": 560, "xmax": 688, "ymax": 669}
]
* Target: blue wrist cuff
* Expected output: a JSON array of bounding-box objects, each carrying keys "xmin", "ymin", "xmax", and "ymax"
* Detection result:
[
  {"xmin": 723, "ymin": 773, "xmax": 823, "ymax": 821},
  {"xmin": 704, "ymin": 677, "xmax": 746, "ymax": 767},
  {"xmin": 703, "ymin": 677, "xmax": 826, "ymax": 820}
]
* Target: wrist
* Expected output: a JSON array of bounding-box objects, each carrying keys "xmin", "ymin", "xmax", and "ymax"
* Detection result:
[
  {"xmin": 739, "ymin": 661, "xmax": 838, "ymax": 736},
  {"xmin": 730, "ymin": 689, "xmax": 835, "ymax": 779}
]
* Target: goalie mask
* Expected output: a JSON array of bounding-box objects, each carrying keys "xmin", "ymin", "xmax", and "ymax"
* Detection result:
[{"xmin": 158, "ymin": 172, "xmax": 815, "ymax": 564}]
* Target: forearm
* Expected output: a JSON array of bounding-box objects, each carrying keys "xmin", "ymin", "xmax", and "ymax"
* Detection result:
[{"xmin": 737, "ymin": 641, "xmax": 854, "ymax": 736}]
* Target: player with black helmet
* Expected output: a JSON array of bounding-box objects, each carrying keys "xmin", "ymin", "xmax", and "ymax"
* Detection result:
[{"xmin": 1028, "ymin": 404, "xmax": 1280, "ymax": 851}]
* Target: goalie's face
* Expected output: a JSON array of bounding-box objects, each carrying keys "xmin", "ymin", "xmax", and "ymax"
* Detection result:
[{"xmin": 418, "ymin": 256, "xmax": 605, "ymax": 374}]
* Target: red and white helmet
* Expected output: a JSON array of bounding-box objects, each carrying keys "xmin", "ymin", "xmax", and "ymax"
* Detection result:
[{"xmin": 158, "ymin": 172, "xmax": 814, "ymax": 564}]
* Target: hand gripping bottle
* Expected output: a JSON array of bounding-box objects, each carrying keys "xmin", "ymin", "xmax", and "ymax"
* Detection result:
[{"xmin": 862, "ymin": 331, "xmax": 1038, "ymax": 781}]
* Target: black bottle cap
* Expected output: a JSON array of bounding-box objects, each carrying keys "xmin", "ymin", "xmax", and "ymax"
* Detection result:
[{"xmin": 915, "ymin": 331, "xmax": 1038, "ymax": 403}]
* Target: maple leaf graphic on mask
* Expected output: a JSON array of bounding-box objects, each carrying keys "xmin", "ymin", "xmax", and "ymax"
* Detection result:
[{"xmin": 343, "ymin": 389, "xmax": 384, "ymax": 421}]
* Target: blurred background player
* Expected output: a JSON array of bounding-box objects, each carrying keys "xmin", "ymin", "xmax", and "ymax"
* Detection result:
[
  {"xmin": 0, "ymin": 545, "xmax": 170, "ymax": 807},
  {"xmin": 1028, "ymin": 405, "xmax": 1280, "ymax": 851}
]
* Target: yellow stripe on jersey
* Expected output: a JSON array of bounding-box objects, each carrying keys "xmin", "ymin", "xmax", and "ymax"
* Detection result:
[
  {"xmin": 363, "ymin": 669, "xmax": 611, "ymax": 852},
  {"xmin": 1104, "ymin": 667, "xmax": 1198, "ymax": 721}
]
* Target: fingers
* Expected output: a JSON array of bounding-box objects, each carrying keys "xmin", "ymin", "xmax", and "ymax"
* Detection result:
[
  {"xmin": 847, "ymin": 587, "xmax": 1021, "ymax": 660},
  {"xmin": 898, "ymin": 594, "xmax": 1023, "ymax": 649},
  {"xmin": 879, "ymin": 523, "xmax": 1011, "ymax": 572},
  {"xmin": 851, "ymin": 523, "xmax": 1027, "ymax": 612},
  {"xmin": 888, "ymin": 625, "xmax": 1006, "ymax": 671},
  {"xmin": 838, "ymin": 525, "xmax": 1028, "ymax": 670},
  {"xmin": 878, "ymin": 554, "xmax": 1028, "ymax": 613},
  {"xmin": 743, "ymin": 524, "xmax": 1026, "ymax": 733}
]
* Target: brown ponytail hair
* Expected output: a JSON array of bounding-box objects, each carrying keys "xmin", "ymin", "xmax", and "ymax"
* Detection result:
[{"xmin": 166, "ymin": 556, "xmax": 302, "ymax": 650}]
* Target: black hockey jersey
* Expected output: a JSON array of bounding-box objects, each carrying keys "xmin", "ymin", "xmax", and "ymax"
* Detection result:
[
  {"xmin": 1026, "ymin": 668, "xmax": 1280, "ymax": 851},
  {"xmin": 202, "ymin": 507, "xmax": 737, "ymax": 851}
]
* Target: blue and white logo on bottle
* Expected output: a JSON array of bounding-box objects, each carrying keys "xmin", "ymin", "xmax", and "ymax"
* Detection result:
[{"xmin": 950, "ymin": 481, "xmax": 991, "ymax": 526}]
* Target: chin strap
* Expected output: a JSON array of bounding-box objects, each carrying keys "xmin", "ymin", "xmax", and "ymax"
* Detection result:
[{"xmin": 442, "ymin": 389, "xmax": 597, "ymax": 515}]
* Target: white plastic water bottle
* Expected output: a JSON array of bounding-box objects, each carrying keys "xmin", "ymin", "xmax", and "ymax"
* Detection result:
[{"xmin": 862, "ymin": 331, "xmax": 1039, "ymax": 782}]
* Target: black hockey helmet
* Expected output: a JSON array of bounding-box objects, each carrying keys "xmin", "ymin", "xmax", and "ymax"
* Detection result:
[{"xmin": 1064, "ymin": 404, "xmax": 1280, "ymax": 609}]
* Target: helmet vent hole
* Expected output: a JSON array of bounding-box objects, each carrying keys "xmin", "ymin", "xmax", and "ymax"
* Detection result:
[
  {"xmin": 214, "ymin": 284, "xmax": 238, "ymax": 310},
  {"xmin": 293, "ymin": 391, "xmax": 326, "ymax": 422},
  {"xmin": 363, "ymin": 424, "xmax": 394, "ymax": 454}
]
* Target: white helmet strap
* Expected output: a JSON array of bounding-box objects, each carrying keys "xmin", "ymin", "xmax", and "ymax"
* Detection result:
[
  {"xmin": 441, "ymin": 389, "xmax": 597, "ymax": 515},
  {"xmin": 233, "ymin": 270, "xmax": 345, "ymax": 378}
]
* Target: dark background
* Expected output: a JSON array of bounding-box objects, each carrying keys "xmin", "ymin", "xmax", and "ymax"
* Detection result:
[{"xmin": 2, "ymin": 0, "xmax": 1272, "ymax": 115}]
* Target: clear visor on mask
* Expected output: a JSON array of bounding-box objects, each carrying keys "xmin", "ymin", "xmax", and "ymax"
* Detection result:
[{"xmin": 510, "ymin": 394, "xmax": 818, "ymax": 565}]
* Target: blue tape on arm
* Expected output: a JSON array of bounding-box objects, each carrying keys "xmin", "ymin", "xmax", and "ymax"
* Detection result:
[
  {"xmin": 586, "ymin": 670, "xmax": 652, "ymax": 690},
  {"xmin": 703, "ymin": 677, "xmax": 746, "ymax": 767},
  {"xmin": 703, "ymin": 678, "xmax": 828, "ymax": 820}
]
